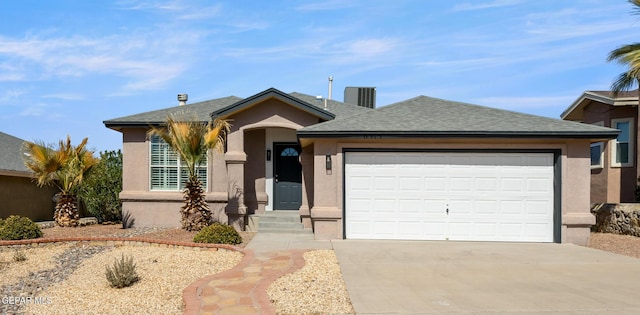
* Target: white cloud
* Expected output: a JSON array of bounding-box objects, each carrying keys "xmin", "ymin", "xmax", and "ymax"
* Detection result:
[
  {"xmin": 42, "ymin": 93, "xmax": 84, "ymax": 101},
  {"xmin": 453, "ymin": 0, "xmax": 521, "ymax": 11},
  {"xmin": 0, "ymin": 89, "xmax": 28, "ymax": 105},
  {"xmin": 0, "ymin": 29, "xmax": 200, "ymax": 93}
]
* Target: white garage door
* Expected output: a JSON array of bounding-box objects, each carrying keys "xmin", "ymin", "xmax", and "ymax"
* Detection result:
[{"xmin": 345, "ymin": 152, "xmax": 555, "ymax": 242}]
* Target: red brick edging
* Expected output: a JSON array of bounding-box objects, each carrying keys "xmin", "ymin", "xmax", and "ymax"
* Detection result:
[{"xmin": 0, "ymin": 237, "xmax": 243, "ymax": 252}]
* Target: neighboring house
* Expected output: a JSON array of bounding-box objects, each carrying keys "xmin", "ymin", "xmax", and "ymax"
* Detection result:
[
  {"xmin": 0, "ymin": 131, "xmax": 57, "ymax": 221},
  {"xmin": 561, "ymin": 90, "xmax": 639, "ymax": 204},
  {"xmin": 104, "ymin": 88, "xmax": 617, "ymax": 245}
]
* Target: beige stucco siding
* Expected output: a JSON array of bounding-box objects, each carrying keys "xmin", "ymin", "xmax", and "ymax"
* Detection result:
[
  {"xmin": 119, "ymin": 127, "xmax": 229, "ymax": 227},
  {"xmin": 0, "ymin": 172, "xmax": 57, "ymax": 221},
  {"xmin": 581, "ymin": 102, "xmax": 638, "ymax": 203}
]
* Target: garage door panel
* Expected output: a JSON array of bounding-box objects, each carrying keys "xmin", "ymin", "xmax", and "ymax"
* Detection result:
[
  {"xmin": 526, "ymin": 178, "xmax": 552, "ymax": 192},
  {"xmin": 425, "ymin": 177, "xmax": 447, "ymax": 191},
  {"xmin": 399, "ymin": 176, "xmax": 421, "ymax": 190},
  {"xmin": 398, "ymin": 199, "xmax": 422, "ymax": 213},
  {"xmin": 374, "ymin": 177, "xmax": 396, "ymax": 191},
  {"xmin": 345, "ymin": 152, "xmax": 555, "ymax": 242}
]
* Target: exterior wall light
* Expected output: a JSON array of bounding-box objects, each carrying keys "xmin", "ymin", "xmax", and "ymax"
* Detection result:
[
  {"xmin": 266, "ymin": 149, "xmax": 271, "ymax": 161},
  {"xmin": 326, "ymin": 154, "xmax": 332, "ymax": 170}
]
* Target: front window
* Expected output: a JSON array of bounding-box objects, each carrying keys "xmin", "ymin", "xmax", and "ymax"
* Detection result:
[
  {"xmin": 149, "ymin": 135, "xmax": 207, "ymax": 190},
  {"xmin": 590, "ymin": 142, "xmax": 603, "ymax": 169},
  {"xmin": 611, "ymin": 118, "xmax": 634, "ymax": 167}
]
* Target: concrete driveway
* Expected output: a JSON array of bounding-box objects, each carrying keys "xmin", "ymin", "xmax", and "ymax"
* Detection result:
[{"xmin": 332, "ymin": 240, "xmax": 640, "ymax": 314}]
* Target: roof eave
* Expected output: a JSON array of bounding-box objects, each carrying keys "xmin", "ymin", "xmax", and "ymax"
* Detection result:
[
  {"xmin": 561, "ymin": 91, "xmax": 639, "ymax": 120},
  {"xmin": 297, "ymin": 130, "xmax": 620, "ymax": 139},
  {"xmin": 210, "ymin": 88, "xmax": 336, "ymax": 120}
]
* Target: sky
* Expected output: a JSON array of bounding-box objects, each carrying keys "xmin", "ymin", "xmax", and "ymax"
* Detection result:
[{"xmin": 1, "ymin": 0, "xmax": 638, "ymax": 151}]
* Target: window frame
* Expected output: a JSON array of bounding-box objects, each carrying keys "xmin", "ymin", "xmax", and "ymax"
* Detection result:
[
  {"xmin": 590, "ymin": 121, "xmax": 604, "ymax": 169},
  {"xmin": 610, "ymin": 117, "xmax": 634, "ymax": 168},
  {"xmin": 590, "ymin": 142, "xmax": 604, "ymax": 169},
  {"xmin": 149, "ymin": 135, "xmax": 208, "ymax": 191}
]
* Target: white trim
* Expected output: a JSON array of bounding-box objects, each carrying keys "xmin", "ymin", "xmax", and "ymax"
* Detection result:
[{"xmin": 610, "ymin": 118, "xmax": 634, "ymax": 168}]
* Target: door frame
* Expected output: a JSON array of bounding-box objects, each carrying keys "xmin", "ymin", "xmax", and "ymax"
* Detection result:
[
  {"xmin": 342, "ymin": 148, "xmax": 562, "ymax": 242},
  {"xmin": 273, "ymin": 142, "xmax": 302, "ymax": 210}
]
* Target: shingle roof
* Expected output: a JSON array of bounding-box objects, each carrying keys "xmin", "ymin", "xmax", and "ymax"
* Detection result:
[
  {"xmin": 104, "ymin": 96, "xmax": 243, "ymax": 129},
  {"xmin": 103, "ymin": 89, "xmax": 370, "ymax": 130},
  {"xmin": 589, "ymin": 90, "xmax": 639, "ymax": 98},
  {"xmin": 289, "ymin": 92, "xmax": 371, "ymax": 118},
  {"xmin": 210, "ymin": 88, "xmax": 336, "ymax": 121},
  {"xmin": 0, "ymin": 131, "xmax": 29, "ymax": 173},
  {"xmin": 298, "ymin": 95, "xmax": 619, "ymax": 139}
]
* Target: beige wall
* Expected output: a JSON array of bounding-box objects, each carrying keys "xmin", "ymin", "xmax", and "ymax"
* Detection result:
[
  {"xmin": 582, "ymin": 102, "xmax": 638, "ymax": 203},
  {"xmin": 244, "ymin": 129, "xmax": 265, "ymax": 214},
  {"xmin": 119, "ymin": 127, "xmax": 229, "ymax": 227},
  {"xmin": 0, "ymin": 172, "xmax": 57, "ymax": 222},
  {"xmin": 304, "ymin": 137, "xmax": 594, "ymax": 245}
]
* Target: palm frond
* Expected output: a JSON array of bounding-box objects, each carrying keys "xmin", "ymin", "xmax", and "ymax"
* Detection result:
[
  {"xmin": 148, "ymin": 113, "xmax": 231, "ymax": 178},
  {"xmin": 631, "ymin": 0, "xmax": 640, "ymax": 15},
  {"xmin": 611, "ymin": 72, "xmax": 638, "ymax": 98},
  {"xmin": 22, "ymin": 136, "xmax": 97, "ymax": 194}
]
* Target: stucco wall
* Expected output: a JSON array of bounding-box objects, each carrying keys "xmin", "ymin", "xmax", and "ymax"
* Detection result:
[
  {"xmin": 244, "ymin": 129, "xmax": 265, "ymax": 214},
  {"xmin": 119, "ymin": 127, "xmax": 229, "ymax": 227},
  {"xmin": 582, "ymin": 102, "xmax": 638, "ymax": 203},
  {"xmin": 0, "ymin": 173, "xmax": 57, "ymax": 222}
]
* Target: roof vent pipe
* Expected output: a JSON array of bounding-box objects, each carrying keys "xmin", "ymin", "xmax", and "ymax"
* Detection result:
[
  {"xmin": 178, "ymin": 94, "xmax": 188, "ymax": 106},
  {"xmin": 328, "ymin": 76, "xmax": 333, "ymax": 100}
]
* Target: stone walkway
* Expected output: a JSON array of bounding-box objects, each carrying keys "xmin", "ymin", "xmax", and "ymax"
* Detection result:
[{"xmin": 182, "ymin": 249, "xmax": 308, "ymax": 315}]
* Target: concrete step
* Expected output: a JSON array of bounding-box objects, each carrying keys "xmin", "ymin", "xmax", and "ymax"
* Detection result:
[
  {"xmin": 248, "ymin": 211, "xmax": 311, "ymax": 234},
  {"xmin": 258, "ymin": 215, "xmax": 302, "ymax": 223},
  {"xmin": 259, "ymin": 221, "xmax": 305, "ymax": 230},
  {"xmin": 257, "ymin": 227, "xmax": 313, "ymax": 234}
]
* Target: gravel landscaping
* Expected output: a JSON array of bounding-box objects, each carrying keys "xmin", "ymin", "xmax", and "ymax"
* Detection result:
[
  {"xmin": 2, "ymin": 223, "xmax": 639, "ymax": 315},
  {"xmin": 268, "ymin": 250, "xmax": 355, "ymax": 315}
]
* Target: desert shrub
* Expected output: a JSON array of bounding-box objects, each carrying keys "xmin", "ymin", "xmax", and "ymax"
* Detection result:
[
  {"xmin": 13, "ymin": 249, "xmax": 27, "ymax": 262},
  {"xmin": 0, "ymin": 215, "xmax": 43, "ymax": 240},
  {"xmin": 121, "ymin": 211, "xmax": 135, "ymax": 229},
  {"xmin": 105, "ymin": 254, "xmax": 140, "ymax": 288},
  {"xmin": 78, "ymin": 150, "xmax": 123, "ymax": 223},
  {"xmin": 193, "ymin": 223, "xmax": 242, "ymax": 245}
]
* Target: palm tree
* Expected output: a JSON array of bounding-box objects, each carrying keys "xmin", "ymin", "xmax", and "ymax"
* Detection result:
[
  {"xmin": 607, "ymin": 0, "xmax": 640, "ymax": 97},
  {"xmin": 23, "ymin": 136, "xmax": 99, "ymax": 227},
  {"xmin": 149, "ymin": 114, "xmax": 231, "ymax": 231}
]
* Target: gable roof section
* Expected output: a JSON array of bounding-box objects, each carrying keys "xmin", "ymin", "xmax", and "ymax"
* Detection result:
[
  {"xmin": 210, "ymin": 88, "xmax": 335, "ymax": 121},
  {"xmin": 298, "ymin": 95, "xmax": 619, "ymax": 139},
  {"xmin": 104, "ymin": 96, "xmax": 243, "ymax": 130},
  {"xmin": 104, "ymin": 88, "xmax": 371, "ymax": 131},
  {"xmin": 561, "ymin": 90, "xmax": 639, "ymax": 121},
  {"xmin": 289, "ymin": 92, "xmax": 372, "ymax": 118},
  {"xmin": 0, "ymin": 131, "xmax": 29, "ymax": 174}
]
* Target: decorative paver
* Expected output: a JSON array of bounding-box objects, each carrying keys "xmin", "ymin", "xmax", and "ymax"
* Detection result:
[{"xmin": 183, "ymin": 249, "xmax": 307, "ymax": 315}]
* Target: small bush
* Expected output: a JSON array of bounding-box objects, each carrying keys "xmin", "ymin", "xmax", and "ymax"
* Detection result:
[
  {"xmin": 0, "ymin": 216, "xmax": 43, "ymax": 240},
  {"xmin": 13, "ymin": 250, "xmax": 27, "ymax": 262},
  {"xmin": 78, "ymin": 150, "xmax": 123, "ymax": 223},
  {"xmin": 105, "ymin": 254, "xmax": 140, "ymax": 288},
  {"xmin": 193, "ymin": 223, "xmax": 242, "ymax": 245}
]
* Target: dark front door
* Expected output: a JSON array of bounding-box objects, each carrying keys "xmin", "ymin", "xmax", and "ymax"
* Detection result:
[{"xmin": 274, "ymin": 143, "xmax": 302, "ymax": 210}]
